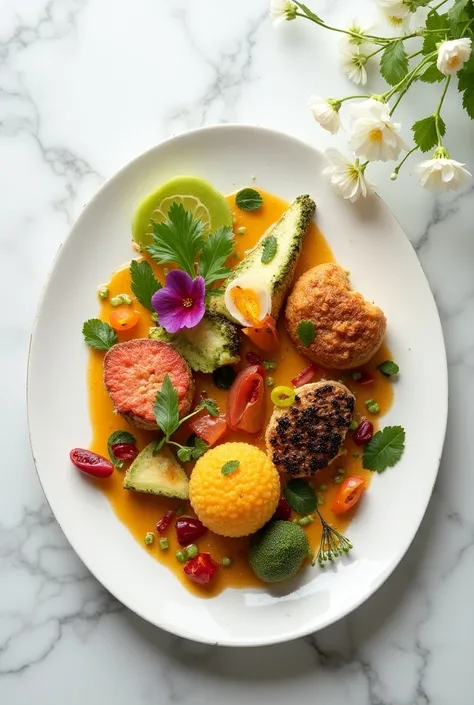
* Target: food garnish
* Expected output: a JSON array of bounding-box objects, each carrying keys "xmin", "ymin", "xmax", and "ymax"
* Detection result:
[
  {"xmin": 159, "ymin": 538, "xmax": 169, "ymax": 551},
  {"xmin": 175, "ymin": 516, "xmax": 207, "ymax": 546},
  {"xmin": 156, "ymin": 510, "xmax": 175, "ymax": 533},
  {"xmin": 296, "ymin": 320, "xmax": 316, "ymax": 347},
  {"xmin": 109, "ymin": 307, "xmax": 140, "ymax": 331},
  {"xmin": 261, "ymin": 234, "xmax": 278, "ymax": 264},
  {"xmin": 363, "ymin": 425, "xmax": 406, "ymax": 473},
  {"xmin": 183, "ymin": 553, "xmax": 219, "ymax": 585},
  {"xmin": 249, "ymin": 521, "xmax": 310, "ymax": 583},
  {"xmin": 151, "ymin": 270, "xmax": 206, "ymax": 334},
  {"xmin": 130, "ymin": 259, "xmax": 161, "ymax": 311},
  {"xmin": 271, "ymin": 385, "xmax": 296, "ymax": 407},
  {"xmin": 331, "ymin": 476, "xmax": 366, "ymax": 514},
  {"xmin": 98, "ymin": 286, "xmax": 109, "ymax": 300},
  {"xmin": 144, "ymin": 532, "xmax": 155, "ymax": 545},
  {"xmin": 70, "ymin": 448, "xmax": 114, "ymax": 478},
  {"xmin": 353, "ymin": 419, "xmax": 374, "ymax": 445},
  {"xmin": 272, "ymin": 497, "xmax": 292, "ymax": 521},
  {"xmin": 110, "ymin": 294, "xmax": 132, "ymax": 307},
  {"xmin": 284, "ymin": 478, "xmax": 317, "ymax": 515},
  {"xmin": 235, "ymin": 187, "xmax": 264, "ymax": 211},
  {"xmin": 189, "ymin": 443, "xmax": 280, "ymax": 537},
  {"xmin": 221, "ymin": 460, "xmax": 240, "ymax": 475},
  {"xmin": 291, "ymin": 363, "xmax": 318, "ymax": 387},
  {"xmin": 82, "ymin": 319, "xmax": 118, "ymax": 351},
  {"xmin": 352, "ymin": 370, "xmax": 375, "ymax": 384},
  {"xmin": 365, "ymin": 399, "xmax": 380, "ymax": 415},
  {"xmin": 107, "ymin": 430, "xmax": 137, "ymax": 468},
  {"xmin": 314, "ymin": 510, "xmax": 353, "ymax": 566},
  {"xmin": 378, "ymin": 360, "xmax": 400, "ymax": 377},
  {"xmin": 226, "ymin": 365, "xmax": 265, "ymax": 433},
  {"xmin": 262, "ymin": 359, "xmax": 276, "ymax": 370}
]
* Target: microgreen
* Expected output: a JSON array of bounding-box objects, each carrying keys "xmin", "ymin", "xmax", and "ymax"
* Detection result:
[
  {"xmin": 296, "ymin": 320, "xmax": 316, "ymax": 347},
  {"xmin": 261, "ymin": 235, "xmax": 278, "ymax": 264},
  {"xmin": 221, "ymin": 460, "xmax": 240, "ymax": 475},
  {"xmin": 235, "ymin": 188, "xmax": 264, "ymax": 211}
]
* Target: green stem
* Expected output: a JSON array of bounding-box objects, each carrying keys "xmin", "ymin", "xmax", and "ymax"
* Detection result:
[
  {"xmin": 429, "ymin": 0, "xmax": 449, "ymax": 14},
  {"xmin": 292, "ymin": 3, "xmax": 390, "ymax": 44},
  {"xmin": 408, "ymin": 50, "xmax": 423, "ymax": 60},
  {"xmin": 364, "ymin": 45, "xmax": 386, "ymax": 61},
  {"xmin": 391, "ymin": 146, "xmax": 419, "ymax": 178},
  {"xmin": 337, "ymin": 94, "xmax": 372, "ymax": 103},
  {"xmin": 384, "ymin": 52, "xmax": 437, "ymax": 102},
  {"xmin": 434, "ymin": 76, "xmax": 451, "ymax": 145}
]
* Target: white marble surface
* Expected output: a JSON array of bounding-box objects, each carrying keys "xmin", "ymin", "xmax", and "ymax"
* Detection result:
[{"xmin": 2, "ymin": 0, "xmax": 474, "ymax": 702}]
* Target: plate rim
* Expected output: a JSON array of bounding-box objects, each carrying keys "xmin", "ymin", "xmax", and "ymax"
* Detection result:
[{"xmin": 26, "ymin": 123, "xmax": 448, "ymax": 646}]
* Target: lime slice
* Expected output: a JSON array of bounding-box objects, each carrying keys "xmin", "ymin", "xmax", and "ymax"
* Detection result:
[{"xmin": 132, "ymin": 175, "xmax": 233, "ymax": 247}]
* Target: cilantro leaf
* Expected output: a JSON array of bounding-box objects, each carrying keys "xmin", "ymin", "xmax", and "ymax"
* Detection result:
[
  {"xmin": 107, "ymin": 430, "xmax": 137, "ymax": 468},
  {"xmin": 129, "ymin": 259, "xmax": 161, "ymax": 311},
  {"xmin": 82, "ymin": 319, "xmax": 118, "ymax": 351},
  {"xmin": 284, "ymin": 479, "xmax": 317, "ymax": 515},
  {"xmin": 147, "ymin": 202, "xmax": 203, "ymax": 277},
  {"xmin": 235, "ymin": 188, "xmax": 263, "ymax": 211},
  {"xmin": 380, "ymin": 41, "xmax": 408, "ymax": 86},
  {"xmin": 412, "ymin": 115, "xmax": 445, "ymax": 153},
  {"xmin": 198, "ymin": 398, "xmax": 220, "ymax": 417},
  {"xmin": 261, "ymin": 235, "xmax": 278, "ymax": 264},
  {"xmin": 221, "ymin": 460, "xmax": 240, "ymax": 475},
  {"xmin": 153, "ymin": 374, "xmax": 180, "ymax": 438},
  {"xmin": 363, "ymin": 426, "xmax": 406, "ymax": 473},
  {"xmin": 197, "ymin": 225, "xmax": 235, "ymax": 286},
  {"xmin": 297, "ymin": 320, "xmax": 316, "ymax": 347},
  {"xmin": 420, "ymin": 63, "xmax": 444, "ymax": 83},
  {"xmin": 462, "ymin": 84, "xmax": 474, "ymax": 119}
]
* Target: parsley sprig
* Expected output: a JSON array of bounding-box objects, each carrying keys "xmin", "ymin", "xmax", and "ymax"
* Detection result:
[
  {"xmin": 147, "ymin": 202, "xmax": 235, "ymax": 289},
  {"xmin": 152, "ymin": 374, "xmax": 218, "ymax": 460}
]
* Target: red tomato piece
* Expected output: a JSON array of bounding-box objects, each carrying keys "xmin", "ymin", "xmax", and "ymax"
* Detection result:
[
  {"xmin": 111, "ymin": 443, "xmax": 138, "ymax": 461},
  {"xmin": 242, "ymin": 315, "xmax": 279, "ymax": 352},
  {"xmin": 183, "ymin": 553, "xmax": 219, "ymax": 586},
  {"xmin": 70, "ymin": 448, "xmax": 114, "ymax": 478},
  {"xmin": 176, "ymin": 517, "xmax": 208, "ymax": 546},
  {"xmin": 291, "ymin": 363, "xmax": 318, "ymax": 388},
  {"xmin": 226, "ymin": 365, "xmax": 266, "ymax": 433},
  {"xmin": 189, "ymin": 411, "xmax": 228, "ymax": 446},
  {"xmin": 156, "ymin": 510, "xmax": 175, "ymax": 533},
  {"xmin": 332, "ymin": 476, "xmax": 366, "ymax": 514}
]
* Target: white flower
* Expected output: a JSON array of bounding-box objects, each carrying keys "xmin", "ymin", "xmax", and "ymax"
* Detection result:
[
  {"xmin": 348, "ymin": 98, "xmax": 409, "ymax": 162},
  {"xmin": 270, "ymin": 0, "xmax": 296, "ymax": 26},
  {"xmin": 323, "ymin": 149, "xmax": 375, "ymax": 202},
  {"xmin": 413, "ymin": 148, "xmax": 472, "ymax": 190},
  {"xmin": 380, "ymin": 8, "xmax": 411, "ymax": 32},
  {"xmin": 437, "ymin": 38, "xmax": 472, "ymax": 76},
  {"xmin": 308, "ymin": 95, "xmax": 341, "ymax": 134},
  {"xmin": 340, "ymin": 44, "xmax": 369, "ymax": 85},
  {"xmin": 344, "ymin": 18, "xmax": 374, "ymax": 46}
]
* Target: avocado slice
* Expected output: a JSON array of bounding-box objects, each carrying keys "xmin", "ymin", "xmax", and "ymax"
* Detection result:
[
  {"xmin": 123, "ymin": 443, "xmax": 189, "ymax": 499},
  {"xmin": 210, "ymin": 194, "xmax": 316, "ymax": 323},
  {"xmin": 149, "ymin": 312, "xmax": 241, "ymax": 373}
]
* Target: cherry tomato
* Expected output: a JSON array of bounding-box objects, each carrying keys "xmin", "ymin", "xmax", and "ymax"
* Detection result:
[
  {"xmin": 332, "ymin": 476, "xmax": 366, "ymax": 514},
  {"xmin": 109, "ymin": 306, "xmax": 140, "ymax": 331},
  {"xmin": 226, "ymin": 365, "xmax": 265, "ymax": 433},
  {"xmin": 111, "ymin": 443, "xmax": 138, "ymax": 461},
  {"xmin": 70, "ymin": 448, "xmax": 114, "ymax": 478},
  {"xmin": 291, "ymin": 363, "xmax": 318, "ymax": 388},
  {"xmin": 156, "ymin": 510, "xmax": 175, "ymax": 533},
  {"xmin": 175, "ymin": 517, "xmax": 208, "ymax": 546},
  {"xmin": 242, "ymin": 315, "xmax": 279, "ymax": 352},
  {"xmin": 183, "ymin": 553, "xmax": 219, "ymax": 585},
  {"xmin": 189, "ymin": 412, "xmax": 228, "ymax": 447}
]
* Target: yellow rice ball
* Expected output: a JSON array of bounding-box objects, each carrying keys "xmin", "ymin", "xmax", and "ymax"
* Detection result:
[{"xmin": 189, "ymin": 442, "xmax": 280, "ymax": 538}]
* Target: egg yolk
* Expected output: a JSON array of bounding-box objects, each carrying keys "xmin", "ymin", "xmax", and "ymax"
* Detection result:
[{"xmin": 230, "ymin": 286, "xmax": 261, "ymax": 325}]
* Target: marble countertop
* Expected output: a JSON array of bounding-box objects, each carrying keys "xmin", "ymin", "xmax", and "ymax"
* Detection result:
[{"xmin": 2, "ymin": 0, "xmax": 474, "ymax": 702}]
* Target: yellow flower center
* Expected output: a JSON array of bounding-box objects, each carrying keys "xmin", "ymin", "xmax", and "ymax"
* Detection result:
[
  {"xmin": 369, "ymin": 128, "xmax": 383, "ymax": 144},
  {"xmin": 182, "ymin": 297, "xmax": 194, "ymax": 308},
  {"xmin": 388, "ymin": 15, "xmax": 404, "ymax": 27},
  {"xmin": 447, "ymin": 55, "xmax": 460, "ymax": 70}
]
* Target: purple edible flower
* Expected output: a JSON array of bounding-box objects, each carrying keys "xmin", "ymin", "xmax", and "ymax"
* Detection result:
[{"xmin": 151, "ymin": 270, "xmax": 205, "ymax": 334}]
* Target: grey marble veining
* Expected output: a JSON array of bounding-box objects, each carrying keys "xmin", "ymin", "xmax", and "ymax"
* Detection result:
[{"xmin": 1, "ymin": 0, "xmax": 474, "ymax": 703}]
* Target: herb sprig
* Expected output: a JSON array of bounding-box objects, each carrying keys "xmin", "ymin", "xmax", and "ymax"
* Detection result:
[
  {"xmin": 82, "ymin": 319, "xmax": 118, "ymax": 351},
  {"xmin": 130, "ymin": 259, "xmax": 161, "ymax": 311},
  {"xmin": 363, "ymin": 425, "xmax": 406, "ymax": 473},
  {"xmin": 107, "ymin": 430, "xmax": 137, "ymax": 468}
]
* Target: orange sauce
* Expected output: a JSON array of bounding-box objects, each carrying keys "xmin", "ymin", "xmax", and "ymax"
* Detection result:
[{"xmin": 88, "ymin": 190, "xmax": 393, "ymax": 597}]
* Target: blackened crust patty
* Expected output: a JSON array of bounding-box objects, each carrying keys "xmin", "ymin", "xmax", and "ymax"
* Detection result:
[{"xmin": 265, "ymin": 381, "xmax": 355, "ymax": 477}]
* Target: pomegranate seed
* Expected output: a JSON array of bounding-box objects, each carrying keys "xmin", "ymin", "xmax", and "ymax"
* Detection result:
[
  {"xmin": 353, "ymin": 419, "xmax": 374, "ymax": 446},
  {"xmin": 183, "ymin": 553, "xmax": 219, "ymax": 585},
  {"xmin": 176, "ymin": 517, "xmax": 207, "ymax": 546},
  {"xmin": 246, "ymin": 350, "xmax": 263, "ymax": 366},
  {"xmin": 156, "ymin": 510, "xmax": 175, "ymax": 533},
  {"xmin": 111, "ymin": 443, "xmax": 138, "ymax": 461},
  {"xmin": 70, "ymin": 448, "xmax": 114, "ymax": 478},
  {"xmin": 272, "ymin": 497, "xmax": 292, "ymax": 521}
]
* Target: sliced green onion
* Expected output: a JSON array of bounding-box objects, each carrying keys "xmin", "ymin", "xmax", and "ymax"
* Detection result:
[
  {"xmin": 110, "ymin": 293, "xmax": 132, "ymax": 307},
  {"xmin": 221, "ymin": 556, "xmax": 232, "ymax": 567},
  {"xmin": 159, "ymin": 537, "xmax": 169, "ymax": 550},
  {"xmin": 98, "ymin": 286, "xmax": 109, "ymax": 300},
  {"xmin": 144, "ymin": 532, "xmax": 154, "ymax": 545},
  {"xmin": 186, "ymin": 544, "xmax": 198, "ymax": 559}
]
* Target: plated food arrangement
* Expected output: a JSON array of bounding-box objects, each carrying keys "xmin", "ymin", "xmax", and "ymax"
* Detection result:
[{"xmin": 72, "ymin": 175, "xmax": 405, "ymax": 596}]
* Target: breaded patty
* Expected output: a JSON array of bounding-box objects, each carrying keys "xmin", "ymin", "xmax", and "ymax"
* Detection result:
[
  {"xmin": 104, "ymin": 339, "xmax": 194, "ymax": 430},
  {"xmin": 285, "ymin": 263, "xmax": 386, "ymax": 369},
  {"xmin": 265, "ymin": 381, "xmax": 355, "ymax": 477}
]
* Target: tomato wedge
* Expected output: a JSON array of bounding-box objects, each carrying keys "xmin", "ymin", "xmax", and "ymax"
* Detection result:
[
  {"xmin": 189, "ymin": 411, "xmax": 228, "ymax": 446},
  {"xmin": 331, "ymin": 476, "xmax": 366, "ymax": 514},
  {"xmin": 242, "ymin": 315, "xmax": 279, "ymax": 352},
  {"xmin": 291, "ymin": 363, "xmax": 318, "ymax": 388},
  {"xmin": 226, "ymin": 365, "xmax": 265, "ymax": 433}
]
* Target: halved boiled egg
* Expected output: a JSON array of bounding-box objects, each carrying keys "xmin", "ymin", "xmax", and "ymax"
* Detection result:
[{"xmin": 224, "ymin": 275, "xmax": 272, "ymax": 327}]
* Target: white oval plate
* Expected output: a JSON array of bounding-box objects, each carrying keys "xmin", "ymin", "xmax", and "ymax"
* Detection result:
[{"xmin": 27, "ymin": 125, "xmax": 447, "ymax": 647}]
